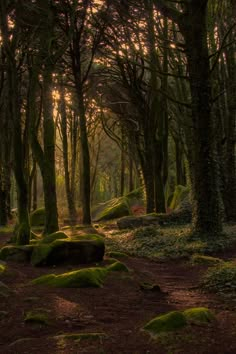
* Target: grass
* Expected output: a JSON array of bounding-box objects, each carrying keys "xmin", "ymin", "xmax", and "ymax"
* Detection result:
[{"xmin": 105, "ymin": 225, "xmax": 236, "ymax": 261}]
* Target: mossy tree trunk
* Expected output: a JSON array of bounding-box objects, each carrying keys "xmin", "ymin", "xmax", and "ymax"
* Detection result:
[
  {"xmin": 0, "ymin": 0, "xmax": 30, "ymax": 244},
  {"xmin": 153, "ymin": 0, "xmax": 223, "ymax": 234},
  {"xmin": 59, "ymin": 82, "xmax": 77, "ymax": 222}
]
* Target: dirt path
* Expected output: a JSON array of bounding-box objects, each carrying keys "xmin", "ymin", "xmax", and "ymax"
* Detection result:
[{"xmin": 1, "ymin": 232, "xmax": 236, "ymax": 354}]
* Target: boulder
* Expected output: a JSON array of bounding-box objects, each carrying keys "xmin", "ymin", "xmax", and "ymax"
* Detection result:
[
  {"xmin": 0, "ymin": 245, "xmax": 34, "ymax": 262},
  {"xmin": 31, "ymin": 234, "xmax": 105, "ymax": 266},
  {"xmin": 117, "ymin": 214, "xmax": 159, "ymax": 229},
  {"xmin": 93, "ymin": 197, "xmax": 131, "ymax": 222},
  {"xmin": 30, "ymin": 208, "xmax": 45, "ymax": 227}
]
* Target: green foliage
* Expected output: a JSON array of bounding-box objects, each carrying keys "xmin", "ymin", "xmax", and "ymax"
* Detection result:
[
  {"xmin": 107, "ymin": 261, "xmax": 129, "ymax": 272},
  {"xmin": 202, "ymin": 262, "xmax": 236, "ymax": 294},
  {"xmin": 24, "ymin": 311, "xmax": 49, "ymax": 325},
  {"xmin": 190, "ymin": 254, "xmax": 223, "ymax": 265},
  {"xmin": 105, "ymin": 225, "xmax": 236, "ymax": 261},
  {"xmin": 183, "ymin": 307, "xmax": 215, "ymax": 324},
  {"xmin": 0, "ymin": 263, "xmax": 6, "ymax": 274},
  {"xmin": 170, "ymin": 185, "xmax": 189, "ymax": 210},
  {"xmin": 30, "ymin": 208, "xmax": 45, "ymax": 227},
  {"xmin": 31, "ymin": 267, "xmax": 108, "ymax": 288},
  {"xmin": 144, "ymin": 311, "xmax": 187, "ymax": 336}
]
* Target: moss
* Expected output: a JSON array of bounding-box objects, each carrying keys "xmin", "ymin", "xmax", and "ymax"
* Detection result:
[
  {"xmin": 191, "ymin": 254, "xmax": 223, "ymax": 266},
  {"xmin": 170, "ymin": 185, "xmax": 189, "ymax": 210},
  {"xmin": 55, "ymin": 332, "xmax": 107, "ymax": 342},
  {"xmin": 40, "ymin": 231, "xmax": 68, "ymax": 244},
  {"xmin": 106, "ymin": 251, "xmax": 128, "ymax": 259},
  {"xmin": 24, "ymin": 311, "xmax": 49, "ymax": 325},
  {"xmin": 0, "ymin": 245, "xmax": 34, "ymax": 262},
  {"xmin": 107, "ymin": 261, "xmax": 129, "ymax": 272},
  {"xmin": 0, "ymin": 226, "xmax": 14, "ymax": 234},
  {"xmin": 30, "ymin": 208, "xmax": 45, "ymax": 227},
  {"xmin": 140, "ymin": 282, "xmax": 161, "ymax": 292},
  {"xmin": 0, "ymin": 263, "xmax": 6, "ymax": 274},
  {"xmin": 31, "ymin": 234, "xmax": 105, "ymax": 266},
  {"xmin": 144, "ymin": 311, "xmax": 187, "ymax": 336},
  {"xmin": 31, "ymin": 267, "xmax": 108, "ymax": 288},
  {"xmin": 93, "ymin": 197, "xmax": 131, "ymax": 222},
  {"xmin": 183, "ymin": 307, "xmax": 215, "ymax": 324}
]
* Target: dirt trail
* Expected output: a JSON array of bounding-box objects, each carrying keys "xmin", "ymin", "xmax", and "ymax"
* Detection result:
[{"xmin": 1, "ymin": 231, "xmax": 236, "ymax": 354}]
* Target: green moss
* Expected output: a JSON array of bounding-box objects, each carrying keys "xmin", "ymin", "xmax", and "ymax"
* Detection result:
[
  {"xmin": 202, "ymin": 262, "xmax": 236, "ymax": 293},
  {"xmin": 31, "ymin": 267, "xmax": 108, "ymax": 288},
  {"xmin": 40, "ymin": 231, "xmax": 68, "ymax": 244},
  {"xmin": 99, "ymin": 198, "xmax": 131, "ymax": 221},
  {"xmin": 24, "ymin": 311, "xmax": 49, "ymax": 325},
  {"xmin": 183, "ymin": 307, "xmax": 215, "ymax": 324},
  {"xmin": 140, "ymin": 282, "xmax": 161, "ymax": 292},
  {"xmin": 144, "ymin": 311, "xmax": 187, "ymax": 336},
  {"xmin": 191, "ymin": 254, "xmax": 223, "ymax": 265},
  {"xmin": 170, "ymin": 185, "xmax": 189, "ymax": 210},
  {"xmin": 55, "ymin": 332, "xmax": 107, "ymax": 342},
  {"xmin": 0, "ymin": 245, "xmax": 34, "ymax": 262},
  {"xmin": 0, "ymin": 263, "xmax": 6, "ymax": 274},
  {"xmin": 0, "ymin": 226, "xmax": 14, "ymax": 234},
  {"xmin": 107, "ymin": 261, "xmax": 129, "ymax": 272},
  {"xmin": 106, "ymin": 251, "xmax": 128, "ymax": 259},
  {"xmin": 30, "ymin": 208, "xmax": 45, "ymax": 227},
  {"xmin": 31, "ymin": 234, "xmax": 105, "ymax": 266}
]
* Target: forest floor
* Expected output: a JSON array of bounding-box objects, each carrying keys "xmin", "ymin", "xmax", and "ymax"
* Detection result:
[{"xmin": 1, "ymin": 223, "xmax": 236, "ymax": 354}]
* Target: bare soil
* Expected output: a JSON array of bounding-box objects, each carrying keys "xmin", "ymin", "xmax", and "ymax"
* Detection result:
[{"xmin": 1, "ymin": 229, "xmax": 236, "ymax": 354}]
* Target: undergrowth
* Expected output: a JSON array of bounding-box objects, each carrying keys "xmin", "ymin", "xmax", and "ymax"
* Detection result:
[{"xmin": 105, "ymin": 225, "xmax": 236, "ymax": 261}]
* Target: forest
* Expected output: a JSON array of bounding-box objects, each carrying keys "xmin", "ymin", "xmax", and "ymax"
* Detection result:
[{"xmin": 0, "ymin": 0, "xmax": 236, "ymax": 353}]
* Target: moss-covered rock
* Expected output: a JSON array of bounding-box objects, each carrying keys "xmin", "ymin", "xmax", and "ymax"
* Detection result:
[
  {"xmin": 0, "ymin": 245, "xmax": 34, "ymax": 262},
  {"xmin": 31, "ymin": 267, "xmax": 108, "ymax": 288},
  {"xmin": 24, "ymin": 311, "xmax": 49, "ymax": 325},
  {"xmin": 30, "ymin": 208, "xmax": 45, "ymax": 227},
  {"xmin": 31, "ymin": 234, "xmax": 105, "ymax": 266},
  {"xmin": 106, "ymin": 251, "xmax": 128, "ymax": 259},
  {"xmin": 117, "ymin": 214, "xmax": 160, "ymax": 230},
  {"xmin": 93, "ymin": 197, "xmax": 131, "ymax": 222},
  {"xmin": 191, "ymin": 254, "xmax": 223, "ymax": 266},
  {"xmin": 107, "ymin": 261, "xmax": 129, "ymax": 272},
  {"xmin": 39, "ymin": 231, "xmax": 68, "ymax": 244},
  {"xmin": 143, "ymin": 311, "xmax": 187, "ymax": 336},
  {"xmin": 183, "ymin": 307, "xmax": 215, "ymax": 324}
]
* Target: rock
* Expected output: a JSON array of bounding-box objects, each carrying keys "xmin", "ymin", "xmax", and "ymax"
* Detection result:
[
  {"xmin": 140, "ymin": 282, "xmax": 161, "ymax": 292},
  {"xmin": 0, "ymin": 245, "xmax": 34, "ymax": 262},
  {"xmin": 30, "ymin": 208, "xmax": 45, "ymax": 227},
  {"xmin": 24, "ymin": 311, "xmax": 49, "ymax": 325},
  {"xmin": 106, "ymin": 251, "xmax": 128, "ymax": 259},
  {"xmin": 107, "ymin": 261, "xmax": 129, "ymax": 272},
  {"xmin": 31, "ymin": 234, "xmax": 105, "ymax": 266},
  {"xmin": 183, "ymin": 307, "xmax": 215, "ymax": 324},
  {"xmin": 31, "ymin": 267, "xmax": 108, "ymax": 288},
  {"xmin": 93, "ymin": 197, "xmax": 131, "ymax": 222},
  {"xmin": 39, "ymin": 231, "xmax": 68, "ymax": 244},
  {"xmin": 143, "ymin": 311, "xmax": 187, "ymax": 336},
  {"xmin": 117, "ymin": 214, "xmax": 159, "ymax": 229}
]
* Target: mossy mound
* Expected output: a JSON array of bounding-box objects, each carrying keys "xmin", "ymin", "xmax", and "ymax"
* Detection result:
[
  {"xmin": 191, "ymin": 254, "xmax": 223, "ymax": 266},
  {"xmin": 0, "ymin": 263, "xmax": 6, "ymax": 274},
  {"xmin": 31, "ymin": 234, "xmax": 105, "ymax": 266},
  {"xmin": 144, "ymin": 311, "xmax": 187, "ymax": 336},
  {"xmin": 107, "ymin": 261, "xmax": 129, "ymax": 272},
  {"xmin": 31, "ymin": 267, "xmax": 108, "ymax": 288},
  {"xmin": 183, "ymin": 307, "xmax": 215, "ymax": 324},
  {"xmin": 94, "ymin": 197, "xmax": 131, "ymax": 222},
  {"xmin": 39, "ymin": 231, "xmax": 68, "ymax": 244},
  {"xmin": 170, "ymin": 185, "xmax": 189, "ymax": 210},
  {"xmin": 30, "ymin": 208, "xmax": 45, "ymax": 227},
  {"xmin": 0, "ymin": 245, "xmax": 34, "ymax": 262},
  {"xmin": 55, "ymin": 332, "xmax": 107, "ymax": 342},
  {"xmin": 24, "ymin": 311, "xmax": 49, "ymax": 325},
  {"xmin": 106, "ymin": 251, "xmax": 128, "ymax": 259},
  {"xmin": 202, "ymin": 262, "xmax": 236, "ymax": 293}
]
